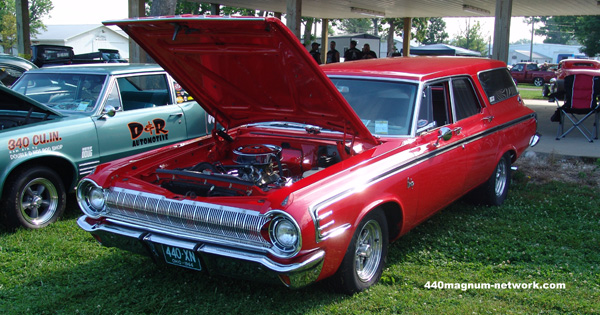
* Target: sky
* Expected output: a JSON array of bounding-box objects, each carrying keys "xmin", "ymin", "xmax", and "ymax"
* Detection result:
[{"xmin": 42, "ymin": 0, "xmax": 544, "ymax": 43}]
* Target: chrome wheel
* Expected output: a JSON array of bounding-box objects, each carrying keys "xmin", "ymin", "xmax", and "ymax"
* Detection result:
[
  {"xmin": 494, "ymin": 159, "xmax": 508, "ymax": 197},
  {"xmin": 533, "ymin": 77, "xmax": 544, "ymax": 86},
  {"xmin": 354, "ymin": 219, "xmax": 383, "ymax": 283},
  {"xmin": 19, "ymin": 177, "xmax": 59, "ymax": 226}
]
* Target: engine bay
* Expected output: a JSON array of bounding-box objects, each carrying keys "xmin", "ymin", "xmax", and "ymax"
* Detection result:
[{"xmin": 156, "ymin": 138, "xmax": 349, "ymax": 198}]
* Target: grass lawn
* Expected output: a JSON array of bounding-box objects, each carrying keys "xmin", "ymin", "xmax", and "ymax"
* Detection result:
[
  {"xmin": 517, "ymin": 83, "xmax": 547, "ymax": 100},
  {"xmin": 1, "ymin": 168, "xmax": 599, "ymax": 314}
]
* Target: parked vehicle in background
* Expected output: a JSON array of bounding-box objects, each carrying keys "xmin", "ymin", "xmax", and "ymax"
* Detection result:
[
  {"xmin": 1, "ymin": 64, "xmax": 212, "ymax": 229},
  {"xmin": 0, "ymin": 54, "xmax": 38, "ymax": 87},
  {"xmin": 543, "ymin": 59, "xmax": 600, "ymax": 98},
  {"xmin": 31, "ymin": 45, "xmax": 127, "ymax": 68},
  {"xmin": 77, "ymin": 16, "xmax": 539, "ymax": 294},
  {"xmin": 510, "ymin": 62, "xmax": 556, "ymax": 86}
]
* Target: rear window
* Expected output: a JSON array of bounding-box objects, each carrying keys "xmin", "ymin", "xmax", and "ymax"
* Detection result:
[{"xmin": 478, "ymin": 68, "xmax": 518, "ymax": 104}]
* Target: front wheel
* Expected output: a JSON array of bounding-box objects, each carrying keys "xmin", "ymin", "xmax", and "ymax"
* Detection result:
[
  {"xmin": 333, "ymin": 209, "xmax": 388, "ymax": 294},
  {"xmin": 1, "ymin": 166, "xmax": 66, "ymax": 229},
  {"xmin": 533, "ymin": 77, "xmax": 544, "ymax": 86}
]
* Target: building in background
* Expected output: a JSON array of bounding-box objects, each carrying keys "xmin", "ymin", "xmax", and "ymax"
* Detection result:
[{"xmin": 32, "ymin": 25, "xmax": 129, "ymax": 60}]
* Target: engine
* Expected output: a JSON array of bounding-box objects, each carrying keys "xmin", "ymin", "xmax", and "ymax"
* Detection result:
[{"xmin": 159, "ymin": 144, "xmax": 295, "ymax": 197}]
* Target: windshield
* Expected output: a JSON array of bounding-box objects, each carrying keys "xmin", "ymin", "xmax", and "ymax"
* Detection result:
[
  {"xmin": 11, "ymin": 73, "xmax": 107, "ymax": 113},
  {"xmin": 330, "ymin": 78, "xmax": 417, "ymax": 136}
]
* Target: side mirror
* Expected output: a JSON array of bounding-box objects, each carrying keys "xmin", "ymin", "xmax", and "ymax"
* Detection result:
[
  {"xmin": 101, "ymin": 105, "xmax": 117, "ymax": 119},
  {"xmin": 430, "ymin": 126, "xmax": 453, "ymax": 148}
]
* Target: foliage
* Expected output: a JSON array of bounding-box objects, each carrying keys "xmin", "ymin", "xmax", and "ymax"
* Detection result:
[
  {"xmin": 538, "ymin": 16, "xmax": 578, "ymax": 45},
  {"xmin": 0, "ymin": 178, "xmax": 598, "ymax": 313},
  {"xmin": 0, "ymin": 13, "xmax": 16, "ymax": 54},
  {"xmin": 449, "ymin": 19, "xmax": 488, "ymax": 55},
  {"xmin": 338, "ymin": 18, "xmax": 375, "ymax": 35},
  {"xmin": 0, "ymin": 0, "xmax": 52, "ymax": 52},
  {"xmin": 420, "ymin": 17, "xmax": 448, "ymax": 45},
  {"xmin": 573, "ymin": 16, "xmax": 600, "ymax": 57}
]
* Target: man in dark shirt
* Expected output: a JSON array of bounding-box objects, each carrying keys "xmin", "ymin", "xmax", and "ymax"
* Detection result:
[
  {"xmin": 362, "ymin": 43, "xmax": 377, "ymax": 59},
  {"xmin": 344, "ymin": 40, "xmax": 363, "ymax": 62},
  {"xmin": 326, "ymin": 41, "xmax": 340, "ymax": 64},
  {"xmin": 309, "ymin": 42, "xmax": 322, "ymax": 64}
]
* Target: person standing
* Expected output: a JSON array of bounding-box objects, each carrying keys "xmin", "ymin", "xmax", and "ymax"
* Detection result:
[
  {"xmin": 344, "ymin": 40, "xmax": 363, "ymax": 62},
  {"xmin": 309, "ymin": 42, "xmax": 322, "ymax": 64},
  {"xmin": 362, "ymin": 43, "xmax": 377, "ymax": 59},
  {"xmin": 326, "ymin": 41, "xmax": 340, "ymax": 64}
]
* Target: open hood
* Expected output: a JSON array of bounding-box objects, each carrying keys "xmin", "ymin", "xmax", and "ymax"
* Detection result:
[
  {"xmin": 1, "ymin": 85, "xmax": 63, "ymax": 117},
  {"xmin": 105, "ymin": 16, "xmax": 377, "ymax": 144}
]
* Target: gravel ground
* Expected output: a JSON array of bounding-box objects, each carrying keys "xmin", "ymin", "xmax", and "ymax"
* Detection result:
[{"xmin": 514, "ymin": 151, "xmax": 600, "ymax": 189}]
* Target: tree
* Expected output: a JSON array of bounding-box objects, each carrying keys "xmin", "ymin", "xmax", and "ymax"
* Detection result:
[
  {"xmin": 574, "ymin": 16, "xmax": 600, "ymax": 57},
  {"xmin": 1, "ymin": 13, "xmax": 17, "ymax": 54},
  {"xmin": 450, "ymin": 19, "xmax": 487, "ymax": 55},
  {"xmin": 421, "ymin": 17, "xmax": 448, "ymax": 44},
  {"xmin": 0, "ymin": 0, "xmax": 53, "ymax": 43},
  {"xmin": 338, "ymin": 18, "xmax": 376, "ymax": 34},
  {"xmin": 538, "ymin": 16, "xmax": 577, "ymax": 45}
]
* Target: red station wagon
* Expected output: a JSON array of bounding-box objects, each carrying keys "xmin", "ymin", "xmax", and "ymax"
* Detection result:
[{"xmin": 76, "ymin": 16, "xmax": 540, "ymax": 294}]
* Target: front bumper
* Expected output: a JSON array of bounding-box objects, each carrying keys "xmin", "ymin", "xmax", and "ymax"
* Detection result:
[{"xmin": 77, "ymin": 216, "xmax": 324, "ymax": 289}]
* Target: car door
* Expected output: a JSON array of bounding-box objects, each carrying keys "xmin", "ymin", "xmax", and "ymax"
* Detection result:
[
  {"xmin": 449, "ymin": 76, "xmax": 498, "ymax": 191},
  {"xmin": 92, "ymin": 73, "xmax": 188, "ymax": 163},
  {"xmin": 412, "ymin": 80, "xmax": 467, "ymax": 222}
]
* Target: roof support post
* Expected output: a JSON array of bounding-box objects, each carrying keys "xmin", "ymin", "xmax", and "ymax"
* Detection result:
[
  {"xmin": 16, "ymin": 0, "xmax": 31, "ymax": 57},
  {"xmin": 492, "ymin": 0, "xmax": 512, "ymax": 63},
  {"xmin": 321, "ymin": 18, "xmax": 329, "ymax": 64},
  {"xmin": 128, "ymin": 0, "xmax": 146, "ymax": 63},
  {"xmin": 210, "ymin": 3, "xmax": 220, "ymax": 15},
  {"xmin": 286, "ymin": 0, "xmax": 302, "ymax": 40},
  {"xmin": 402, "ymin": 17, "xmax": 412, "ymax": 57}
]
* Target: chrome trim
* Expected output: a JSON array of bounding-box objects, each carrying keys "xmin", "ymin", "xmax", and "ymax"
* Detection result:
[
  {"xmin": 77, "ymin": 216, "xmax": 324, "ymax": 288},
  {"xmin": 78, "ymin": 160, "xmax": 100, "ymax": 176},
  {"xmin": 86, "ymin": 186, "xmax": 280, "ymax": 255},
  {"xmin": 265, "ymin": 210, "xmax": 302, "ymax": 257}
]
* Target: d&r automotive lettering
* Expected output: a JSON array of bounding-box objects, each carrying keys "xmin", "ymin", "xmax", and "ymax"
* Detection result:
[{"xmin": 132, "ymin": 134, "xmax": 169, "ymax": 147}]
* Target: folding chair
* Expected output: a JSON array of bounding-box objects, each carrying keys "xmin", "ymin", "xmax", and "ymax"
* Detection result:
[{"xmin": 554, "ymin": 74, "xmax": 600, "ymax": 142}]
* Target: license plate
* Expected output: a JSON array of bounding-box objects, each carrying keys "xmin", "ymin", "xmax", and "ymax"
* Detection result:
[{"xmin": 162, "ymin": 245, "xmax": 202, "ymax": 271}]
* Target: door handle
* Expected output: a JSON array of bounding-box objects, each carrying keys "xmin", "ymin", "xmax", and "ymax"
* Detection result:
[
  {"xmin": 169, "ymin": 113, "xmax": 183, "ymax": 118},
  {"xmin": 482, "ymin": 116, "xmax": 494, "ymax": 123}
]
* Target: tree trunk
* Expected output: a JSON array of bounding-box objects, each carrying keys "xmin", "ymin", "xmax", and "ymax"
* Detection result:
[
  {"xmin": 150, "ymin": 0, "xmax": 177, "ymax": 16},
  {"xmin": 387, "ymin": 21, "xmax": 396, "ymax": 57},
  {"xmin": 303, "ymin": 18, "xmax": 314, "ymax": 48}
]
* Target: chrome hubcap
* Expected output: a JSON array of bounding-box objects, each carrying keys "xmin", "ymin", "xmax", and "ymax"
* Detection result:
[
  {"xmin": 494, "ymin": 161, "xmax": 507, "ymax": 197},
  {"xmin": 354, "ymin": 219, "xmax": 383, "ymax": 282},
  {"xmin": 19, "ymin": 178, "xmax": 58, "ymax": 226}
]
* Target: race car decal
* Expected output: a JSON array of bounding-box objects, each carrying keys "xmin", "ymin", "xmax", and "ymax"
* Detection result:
[
  {"xmin": 128, "ymin": 118, "xmax": 169, "ymax": 147},
  {"xmin": 7, "ymin": 131, "xmax": 62, "ymax": 151}
]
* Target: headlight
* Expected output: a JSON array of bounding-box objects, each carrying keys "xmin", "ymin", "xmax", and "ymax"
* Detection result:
[
  {"xmin": 267, "ymin": 212, "xmax": 301, "ymax": 257},
  {"xmin": 77, "ymin": 179, "xmax": 107, "ymax": 218}
]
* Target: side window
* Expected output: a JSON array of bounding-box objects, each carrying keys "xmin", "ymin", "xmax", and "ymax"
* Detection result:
[
  {"xmin": 0, "ymin": 66, "xmax": 25, "ymax": 87},
  {"xmin": 478, "ymin": 68, "xmax": 519, "ymax": 104},
  {"xmin": 418, "ymin": 81, "xmax": 451, "ymax": 133},
  {"xmin": 526, "ymin": 64, "xmax": 539, "ymax": 71},
  {"xmin": 117, "ymin": 74, "xmax": 172, "ymax": 111},
  {"xmin": 511, "ymin": 64, "xmax": 523, "ymax": 72},
  {"xmin": 452, "ymin": 78, "xmax": 481, "ymax": 120},
  {"xmin": 104, "ymin": 81, "xmax": 122, "ymax": 110}
]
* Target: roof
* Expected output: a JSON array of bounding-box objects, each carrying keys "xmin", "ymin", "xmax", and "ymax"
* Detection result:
[
  {"xmin": 25, "ymin": 63, "xmax": 163, "ymax": 75},
  {"xmin": 196, "ymin": 0, "xmax": 600, "ymax": 18},
  {"xmin": 0, "ymin": 54, "xmax": 37, "ymax": 70},
  {"xmin": 33, "ymin": 25, "xmax": 128, "ymax": 41},
  {"xmin": 321, "ymin": 56, "xmax": 506, "ymax": 82},
  {"xmin": 514, "ymin": 50, "xmax": 550, "ymax": 59}
]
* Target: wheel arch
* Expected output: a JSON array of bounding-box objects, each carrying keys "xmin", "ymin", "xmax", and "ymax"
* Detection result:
[{"xmin": 1, "ymin": 156, "xmax": 77, "ymax": 199}]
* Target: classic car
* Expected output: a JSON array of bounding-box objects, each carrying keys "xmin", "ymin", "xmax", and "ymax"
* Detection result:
[
  {"xmin": 76, "ymin": 16, "xmax": 539, "ymax": 294},
  {"xmin": 543, "ymin": 59, "xmax": 600, "ymax": 98},
  {"xmin": 0, "ymin": 54, "xmax": 38, "ymax": 87},
  {"xmin": 1, "ymin": 64, "xmax": 212, "ymax": 229}
]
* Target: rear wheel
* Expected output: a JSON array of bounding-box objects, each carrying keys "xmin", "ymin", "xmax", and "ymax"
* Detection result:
[
  {"xmin": 533, "ymin": 77, "xmax": 544, "ymax": 86},
  {"xmin": 334, "ymin": 209, "xmax": 388, "ymax": 294},
  {"xmin": 480, "ymin": 153, "xmax": 511, "ymax": 206},
  {"xmin": 1, "ymin": 166, "xmax": 66, "ymax": 229}
]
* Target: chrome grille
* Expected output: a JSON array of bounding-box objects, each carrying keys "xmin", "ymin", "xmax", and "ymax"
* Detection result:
[{"xmin": 104, "ymin": 187, "xmax": 271, "ymax": 247}]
